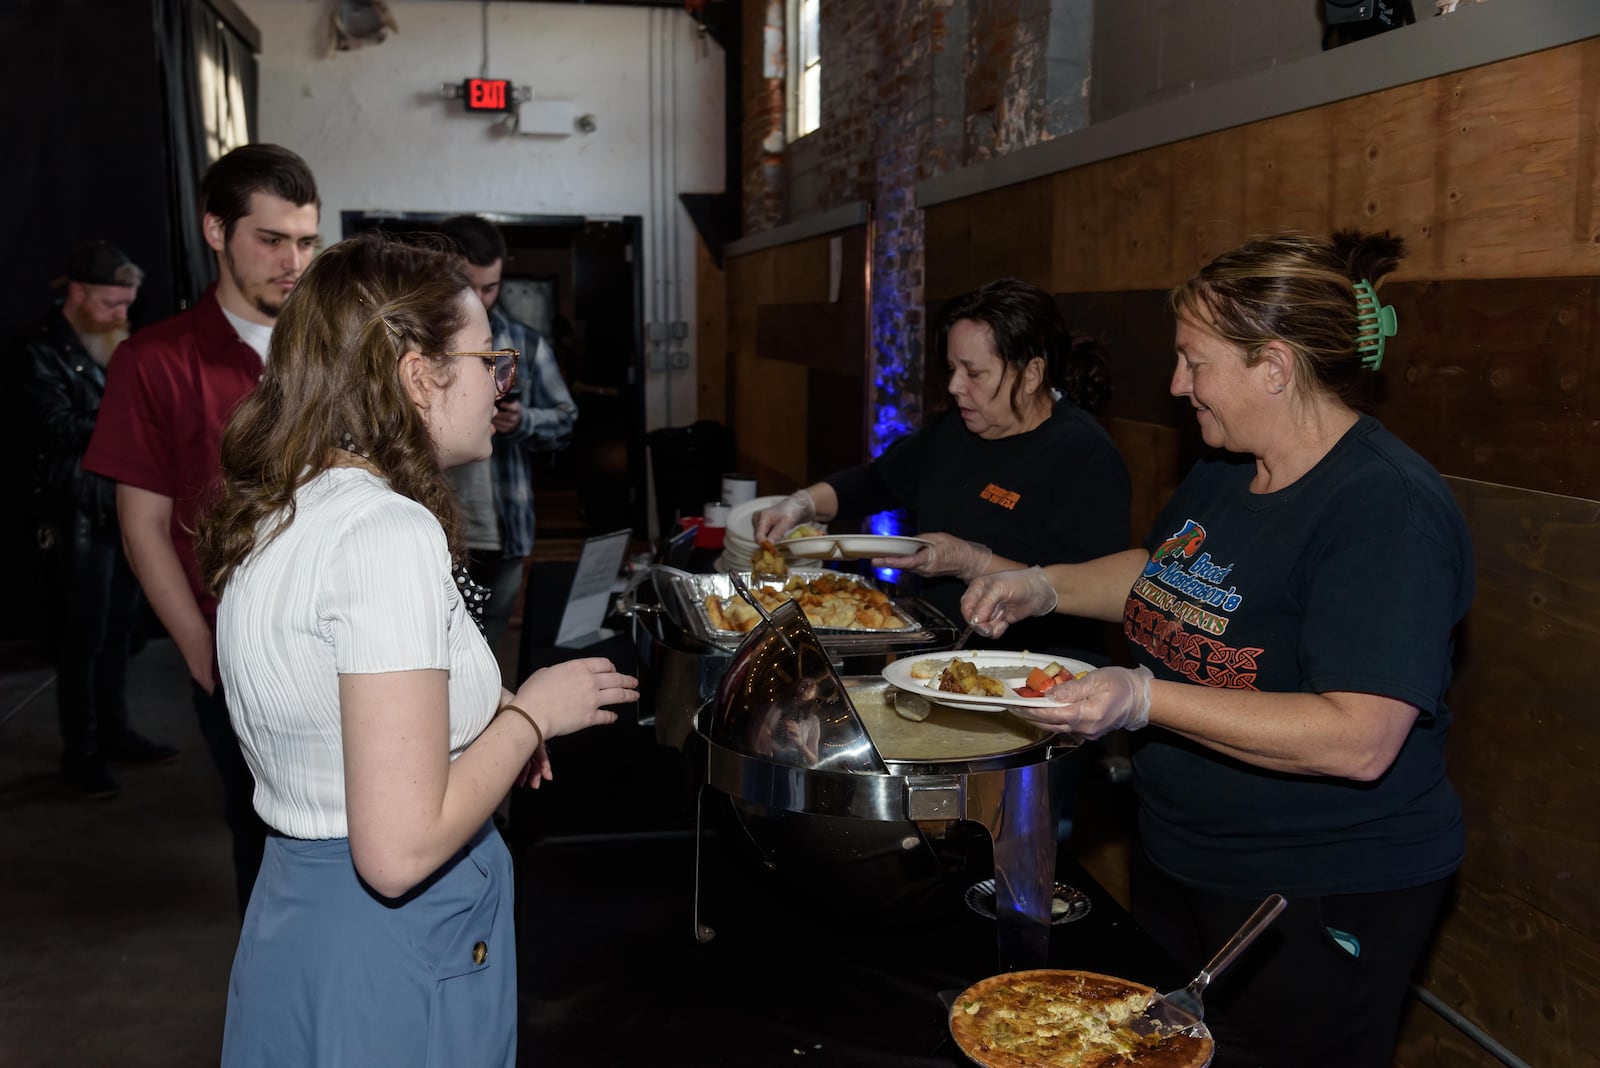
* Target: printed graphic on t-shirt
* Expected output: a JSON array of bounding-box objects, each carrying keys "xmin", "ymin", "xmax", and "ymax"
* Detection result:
[
  {"xmin": 979, "ymin": 482, "xmax": 1021, "ymax": 510},
  {"xmin": 1127, "ymin": 518, "xmax": 1263, "ymax": 689}
]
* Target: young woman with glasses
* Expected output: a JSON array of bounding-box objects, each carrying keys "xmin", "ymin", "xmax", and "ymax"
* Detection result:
[{"xmin": 196, "ymin": 230, "xmax": 637, "ymax": 1066}]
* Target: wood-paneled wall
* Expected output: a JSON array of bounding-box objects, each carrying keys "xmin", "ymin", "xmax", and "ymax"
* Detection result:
[
  {"xmin": 721, "ymin": 227, "xmax": 871, "ymax": 493},
  {"xmin": 923, "ymin": 37, "xmax": 1600, "ymax": 1068}
]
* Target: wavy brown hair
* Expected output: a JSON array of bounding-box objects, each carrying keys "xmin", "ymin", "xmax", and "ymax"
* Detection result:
[
  {"xmin": 1169, "ymin": 229, "xmax": 1406, "ymax": 411},
  {"xmin": 196, "ymin": 230, "xmax": 471, "ymax": 595}
]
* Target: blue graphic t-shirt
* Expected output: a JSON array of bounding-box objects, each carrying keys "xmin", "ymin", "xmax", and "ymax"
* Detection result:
[{"xmin": 1127, "ymin": 415, "xmax": 1473, "ymax": 896}]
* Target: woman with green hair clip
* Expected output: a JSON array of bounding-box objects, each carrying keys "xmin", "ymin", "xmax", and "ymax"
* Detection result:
[{"xmin": 961, "ymin": 230, "xmax": 1471, "ymax": 1068}]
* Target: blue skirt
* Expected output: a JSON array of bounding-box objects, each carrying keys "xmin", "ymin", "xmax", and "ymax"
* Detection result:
[{"xmin": 222, "ymin": 820, "xmax": 516, "ymax": 1067}]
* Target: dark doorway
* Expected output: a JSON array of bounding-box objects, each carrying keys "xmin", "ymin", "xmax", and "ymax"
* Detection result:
[{"xmin": 341, "ymin": 211, "xmax": 647, "ymax": 539}]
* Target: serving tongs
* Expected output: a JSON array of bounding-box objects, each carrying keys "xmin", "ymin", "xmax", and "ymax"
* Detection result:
[
  {"xmin": 1131, "ymin": 892, "xmax": 1286, "ymax": 1038},
  {"xmin": 726, "ymin": 569, "xmax": 798, "ymax": 658}
]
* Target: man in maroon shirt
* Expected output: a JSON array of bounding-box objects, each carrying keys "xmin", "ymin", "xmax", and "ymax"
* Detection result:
[{"xmin": 84, "ymin": 144, "xmax": 320, "ymax": 915}]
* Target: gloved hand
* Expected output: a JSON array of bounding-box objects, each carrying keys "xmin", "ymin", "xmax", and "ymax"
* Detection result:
[
  {"xmin": 752, "ymin": 489, "xmax": 817, "ymax": 543},
  {"xmin": 959, "ymin": 566, "xmax": 1059, "ymax": 639},
  {"xmin": 874, "ymin": 532, "xmax": 992, "ymax": 582},
  {"xmin": 1007, "ymin": 666, "xmax": 1154, "ymax": 739}
]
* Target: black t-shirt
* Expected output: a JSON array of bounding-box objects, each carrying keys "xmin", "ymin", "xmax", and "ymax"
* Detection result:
[
  {"xmin": 827, "ymin": 404, "xmax": 1131, "ymax": 659},
  {"xmin": 1127, "ymin": 415, "xmax": 1472, "ymax": 896}
]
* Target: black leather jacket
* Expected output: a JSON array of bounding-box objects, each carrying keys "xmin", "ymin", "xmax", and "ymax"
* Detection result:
[{"xmin": 19, "ymin": 307, "xmax": 118, "ymax": 529}]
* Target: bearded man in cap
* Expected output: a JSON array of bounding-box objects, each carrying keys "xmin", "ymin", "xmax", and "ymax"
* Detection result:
[{"xmin": 19, "ymin": 241, "xmax": 177, "ymax": 799}]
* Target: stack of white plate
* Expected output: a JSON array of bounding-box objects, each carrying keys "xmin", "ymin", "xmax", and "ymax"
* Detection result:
[{"xmin": 716, "ymin": 495, "xmax": 784, "ymax": 572}]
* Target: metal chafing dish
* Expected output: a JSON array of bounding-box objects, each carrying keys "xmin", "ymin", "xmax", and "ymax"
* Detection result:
[
  {"xmin": 626, "ymin": 565, "xmax": 956, "ymax": 748},
  {"xmin": 692, "ymin": 591, "xmax": 1078, "ymax": 972}
]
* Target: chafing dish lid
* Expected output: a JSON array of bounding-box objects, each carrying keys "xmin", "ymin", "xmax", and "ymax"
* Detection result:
[{"xmin": 707, "ymin": 598, "xmax": 885, "ymax": 774}]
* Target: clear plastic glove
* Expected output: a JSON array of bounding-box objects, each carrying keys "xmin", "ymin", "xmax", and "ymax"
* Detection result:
[
  {"xmin": 959, "ymin": 565, "xmax": 1059, "ymax": 639},
  {"xmin": 874, "ymin": 532, "xmax": 992, "ymax": 582},
  {"xmin": 1008, "ymin": 665, "xmax": 1154, "ymax": 739},
  {"xmin": 751, "ymin": 489, "xmax": 817, "ymax": 543}
]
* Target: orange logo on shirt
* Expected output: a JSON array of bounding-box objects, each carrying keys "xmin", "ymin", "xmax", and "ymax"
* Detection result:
[{"xmin": 980, "ymin": 483, "xmax": 1021, "ymax": 510}]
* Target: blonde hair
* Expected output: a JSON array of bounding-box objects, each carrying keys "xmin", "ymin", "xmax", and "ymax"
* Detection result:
[
  {"xmin": 196, "ymin": 231, "xmax": 471, "ymax": 594},
  {"xmin": 1169, "ymin": 230, "xmax": 1405, "ymax": 409}
]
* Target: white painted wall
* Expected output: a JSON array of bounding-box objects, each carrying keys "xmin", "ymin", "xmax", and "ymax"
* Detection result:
[{"xmin": 237, "ymin": 0, "xmax": 724, "ymax": 429}]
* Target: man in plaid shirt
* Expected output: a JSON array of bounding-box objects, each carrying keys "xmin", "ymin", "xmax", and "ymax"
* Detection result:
[{"xmin": 439, "ymin": 215, "xmax": 579, "ymax": 655}]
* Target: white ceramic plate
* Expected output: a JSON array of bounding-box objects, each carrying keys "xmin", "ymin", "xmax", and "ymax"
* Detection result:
[
  {"xmin": 882, "ymin": 650, "xmax": 1095, "ymax": 712},
  {"xmin": 725, "ymin": 495, "xmax": 788, "ymax": 542},
  {"xmin": 781, "ymin": 534, "xmax": 933, "ymax": 560}
]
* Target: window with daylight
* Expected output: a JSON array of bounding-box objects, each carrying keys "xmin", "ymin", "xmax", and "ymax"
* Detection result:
[{"xmin": 790, "ymin": 0, "xmax": 821, "ymax": 138}]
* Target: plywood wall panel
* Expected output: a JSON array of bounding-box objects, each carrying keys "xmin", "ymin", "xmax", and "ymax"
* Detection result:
[
  {"xmin": 728, "ymin": 238, "xmax": 828, "ymax": 491},
  {"xmin": 924, "ymin": 180, "xmax": 1056, "ymax": 299},
  {"xmin": 696, "ymin": 233, "xmax": 729, "ymax": 424},
  {"xmin": 727, "ymin": 227, "xmax": 870, "ymax": 493},
  {"xmin": 1165, "ymin": 126, "xmax": 1252, "ymax": 281},
  {"xmin": 1052, "ymin": 152, "xmax": 1175, "ymax": 293},
  {"xmin": 1101, "ymin": 417, "xmax": 1184, "ymax": 552},
  {"xmin": 1377, "ymin": 277, "xmax": 1600, "ymax": 498},
  {"xmin": 1326, "ymin": 83, "xmax": 1443, "ymax": 270},
  {"xmin": 1428, "ymin": 44, "xmax": 1599, "ymax": 279},
  {"xmin": 1392, "ymin": 990, "xmax": 1509, "ymax": 1068},
  {"xmin": 1241, "ymin": 109, "xmax": 1338, "ymax": 239},
  {"xmin": 1412, "ymin": 881, "xmax": 1600, "ymax": 1068},
  {"xmin": 1446, "ymin": 479, "xmax": 1600, "ymax": 939}
]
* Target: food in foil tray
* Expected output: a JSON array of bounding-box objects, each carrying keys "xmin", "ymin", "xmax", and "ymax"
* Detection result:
[{"xmin": 703, "ymin": 574, "xmax": 908, "ymax": 633}]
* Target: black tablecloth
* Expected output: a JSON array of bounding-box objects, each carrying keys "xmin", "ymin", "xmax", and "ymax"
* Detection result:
[{"xmin": 512, "ymin": 820, "xmax": 1183, "ymax": 1067}]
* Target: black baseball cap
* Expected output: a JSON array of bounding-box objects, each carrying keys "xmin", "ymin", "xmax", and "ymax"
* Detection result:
[{"xmin": 66, "ymin": 241, "xmax": 144, "ymax": 287}]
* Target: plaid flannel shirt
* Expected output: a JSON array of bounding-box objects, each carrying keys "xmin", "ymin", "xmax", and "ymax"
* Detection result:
[{"xmin": 488, "ymin": 305, "xmax": 578, "ymax": 558}]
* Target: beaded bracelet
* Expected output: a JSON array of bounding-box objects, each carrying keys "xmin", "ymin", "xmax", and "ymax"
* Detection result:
[{"xmin": 498, "ymin": 704, "xmax": 545, "ymax": 750}]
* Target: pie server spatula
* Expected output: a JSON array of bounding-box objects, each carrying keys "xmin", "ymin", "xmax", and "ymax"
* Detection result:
[{"xmin": 1131, "ymin": 893, "xmax": 1286, "ymax": 1037}]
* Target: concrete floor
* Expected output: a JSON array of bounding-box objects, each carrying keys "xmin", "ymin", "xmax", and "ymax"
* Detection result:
[{"xmin": 0, "ymin": 638, "xmax": 239, "ymax": 1066}]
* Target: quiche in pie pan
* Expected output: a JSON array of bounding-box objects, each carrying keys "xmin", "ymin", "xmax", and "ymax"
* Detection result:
[{"xmin": 948, "ymin": 969, "xmax": 1213, "ymax": 1068}]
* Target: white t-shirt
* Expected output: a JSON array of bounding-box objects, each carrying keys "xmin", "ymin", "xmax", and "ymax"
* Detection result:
[
  {"xmin": 217, "ymin": 467, "xmax": 502, "ymax": 839},
  {"xmin": 221, "ymin": 306, "xmax": 273, "ymax": 362}
]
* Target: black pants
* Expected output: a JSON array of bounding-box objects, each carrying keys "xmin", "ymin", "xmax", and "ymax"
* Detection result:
[
  {"xmin": 192, "ymin": 680, "xmax": 268, "ymax": 916},
  {"xmin": 1131, "ymin": 851, "xmax": 1451, "ymax": 1068},
  {"xmin": 53, "ymin": 517, "xmax": 140, "ymax": 759}
]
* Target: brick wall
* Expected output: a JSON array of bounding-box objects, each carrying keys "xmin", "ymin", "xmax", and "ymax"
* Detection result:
[
  {"xmin": 750, "ymin": 0, "xmax": 1092, "ymax": 448},
  {"xmin": 741, "ymin": 0, "xmax": 787, "ymax": 233}
]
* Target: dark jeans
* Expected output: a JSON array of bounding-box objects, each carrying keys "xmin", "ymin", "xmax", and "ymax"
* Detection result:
[
  {"xmin": 192, "ymin": 680, "xmax": 269, "ymax": 916},
  {"xmin": 53, "ymin": 517, "xmax": 140, "ymax": 759},
  {"xmin": 1131, "ymin": 850, "xmax": 1452, "ymax": 1068}
]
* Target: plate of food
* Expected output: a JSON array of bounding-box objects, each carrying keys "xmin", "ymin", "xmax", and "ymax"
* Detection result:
[
  {"xmin": 948, "ymin": 968, "xmax": 1214, "ymax": 1068},
  {"xmin": 882, "ymin": 651, "xmax": 1094, "ymax": 712},
  {"xmin": 781, "ymin": 534, "xmax": 932, "ymax": 560}
]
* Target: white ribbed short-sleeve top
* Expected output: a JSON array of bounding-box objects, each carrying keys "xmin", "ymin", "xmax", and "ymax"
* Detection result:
[{"xmin": 217, "ymin": 467, "xmax": 502, "ymax": 839}]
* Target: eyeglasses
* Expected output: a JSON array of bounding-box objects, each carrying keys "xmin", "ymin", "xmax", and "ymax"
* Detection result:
[{"xmin": 441, "ymin": 348, "xmax": 520, "ymax": 395}]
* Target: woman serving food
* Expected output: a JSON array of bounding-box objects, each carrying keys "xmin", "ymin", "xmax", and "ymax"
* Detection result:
[
  {"xmin": 197, "ymin": 232, "xmax": 637, "ymax": 1066},
  {"xmin": 960, "ymin": 231, "xmax": 1472, "ymax": 1068},
  {"xmin": 753, "ymin": 277, "xmax": 1131, "ymax": 662}
]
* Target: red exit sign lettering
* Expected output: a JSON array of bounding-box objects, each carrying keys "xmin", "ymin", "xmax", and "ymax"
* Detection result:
[{"xmin": 463, "ymin": 78, "xmax": 512, "ymax": 112}]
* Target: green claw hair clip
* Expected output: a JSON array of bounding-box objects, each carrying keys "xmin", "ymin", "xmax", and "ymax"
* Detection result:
[{"xmin": 1353, "ymin": 279, "xmax": 1398, "ymax": 371}]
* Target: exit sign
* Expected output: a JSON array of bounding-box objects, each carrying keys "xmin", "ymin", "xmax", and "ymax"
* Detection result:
[{"xmin": 463, "ymin": 78, "xmax": 513, "ymax": 112}]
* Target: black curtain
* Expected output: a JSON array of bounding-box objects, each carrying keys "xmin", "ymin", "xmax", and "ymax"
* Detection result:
[{"xmin": 154, "ymin": 0, "xmax": 258, "ymax": 309}]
